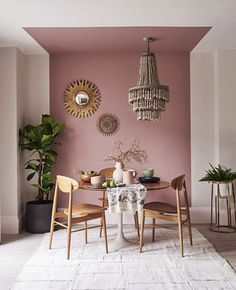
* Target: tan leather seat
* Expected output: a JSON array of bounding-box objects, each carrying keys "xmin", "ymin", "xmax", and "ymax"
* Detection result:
[{"xmin": 144, "ymin": 202, "xmax": 177, "ymax": 214}]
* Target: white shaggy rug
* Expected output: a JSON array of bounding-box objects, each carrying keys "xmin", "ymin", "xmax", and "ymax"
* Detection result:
[{"xmin": 12, "ymin": 226, "xmax": 236, "ymax": 290}]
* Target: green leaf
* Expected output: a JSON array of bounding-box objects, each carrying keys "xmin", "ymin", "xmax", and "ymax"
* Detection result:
[
  {"xmin": 42, "ymin": 172, "xmax": 52, "ymax": 180},
  {"xmin": 45, "ymin": 152, "xmax": 56, "ymax": 162},
  {"xmin": 52, "ymin": 123, "xmax": 65, "ymax": 137},
  {"xmin": 45, "ymin": 159, "xmax": 54, "ymax": 166},
  {"xmin": 43, "ymin": 123, "xmax": 53, "ymax": 135},
  {"xmin": 43, "ymin": 165, "xmax": 52, "ymax": 174},
  {"xmin": 19, "ymin": 144, "xmax": 34, "ymax": 151},
  {"xmin": 27, "ymin": 130, "xmax": 37, "ymax": 141},
  {"xmin": 42, "ymin": 114, "xmax": 53, "ymax": 126},
  {"xmin": 41, "ymin": 135, "xmax": 53, "ymax": 145},
  {"xmin": 25, "ymin": 124, "xmax": 35, "ymax": 133},
  {"xmin": 25, "ymin": 162, "xmax": 38, "ymax": 171},
  {"xmin": 27, "ymin": 172, "xmax": 36, "ymax": 181}
]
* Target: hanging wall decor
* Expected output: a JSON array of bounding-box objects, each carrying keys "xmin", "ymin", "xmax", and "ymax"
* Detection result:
[
  {"xmin": 64, "ymin": 79, "xmax": 101, "ymax": 118},
  {"xmin": 96, "ymin": 113, "xmax": 120, "ymax": 136}
]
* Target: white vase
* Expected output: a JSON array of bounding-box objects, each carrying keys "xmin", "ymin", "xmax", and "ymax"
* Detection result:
[
  {"xmin": 113, "ymin": 162, "xmax": 123, "ymax": 183},
  {"xmin": 219, "ymin": 183, "xmax": 229, "ymax": 197}
]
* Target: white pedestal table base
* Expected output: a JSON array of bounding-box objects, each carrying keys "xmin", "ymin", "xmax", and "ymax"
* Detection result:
[{"xmin": 109, "ymin": 212, "xmax": 137, "ymax": 252}]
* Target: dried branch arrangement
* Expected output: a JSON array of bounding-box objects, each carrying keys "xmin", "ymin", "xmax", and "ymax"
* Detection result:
[{"xmin": 104, "ymin": 140, "xmax": 148, "ymax": 165}]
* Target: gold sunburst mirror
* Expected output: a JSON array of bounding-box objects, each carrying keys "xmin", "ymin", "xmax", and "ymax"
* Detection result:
[{"xmin": 64, "ymin": 79, "xmax": 101, "ymax": 118}]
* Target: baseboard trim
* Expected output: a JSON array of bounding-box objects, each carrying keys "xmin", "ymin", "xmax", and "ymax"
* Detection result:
[
  {"xmin": 1, "ymin": 215, "xmax": 20, "ymax": 234},
  {"xmin": 189, "ymin": 206, "xmax": 211, "ymax": 224},
  {"xmin": 1, "ymin": 211, "xmax": 24, "ymax": 234}
]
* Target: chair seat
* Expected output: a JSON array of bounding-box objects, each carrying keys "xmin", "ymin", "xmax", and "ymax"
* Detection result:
[
  {"xmin": 64, "ymin": 203, "xmax": 104, "ymax": 217},
  {"xmin": 144, "ymin": 202, "xmax": 177, "ymax": 214}
]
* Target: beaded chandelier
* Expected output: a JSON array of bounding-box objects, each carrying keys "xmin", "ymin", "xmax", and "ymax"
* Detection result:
[{"xmin": 129, "ymin": 37, "xmax": 170, "ymax": 121}]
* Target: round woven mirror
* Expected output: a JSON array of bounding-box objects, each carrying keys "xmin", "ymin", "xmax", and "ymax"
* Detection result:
[{"xmin": 96, "ymin": 113, "xmax": 120, "ymax": 136}]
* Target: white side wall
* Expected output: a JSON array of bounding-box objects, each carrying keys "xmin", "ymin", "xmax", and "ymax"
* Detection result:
[
  {"xmin": 218, "ymin": 50, "xmax": 236, "ymax": 169},
  {"xmin": 24, "ymin": 55, "xmax": 49, "ymax": 124},
  {"xmin": 190, "ymin": 53, "xmax": 216, "ymax": 208},
  {"xmin": 191, "ymin": 49, "xmax": 236, "ymax": 222},
  {"xmin": 23, "ymin": 55, "xmax": 50, "ymax": 203},
  {"xmin": 16, "ymin": 49, "xmax": 26, "ymax": 230},
  {"xmin": 0, "ymin": 48, "xmax": 49, "ymax": 234},
  {"xmin": 0, "ymin": 48, "xmax": 19, "ymax": 233}
]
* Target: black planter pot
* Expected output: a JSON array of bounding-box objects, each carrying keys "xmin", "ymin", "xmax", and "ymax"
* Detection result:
[{"xmin": 25, "ymin": 200, "xmax": 53, "ymax": 233}]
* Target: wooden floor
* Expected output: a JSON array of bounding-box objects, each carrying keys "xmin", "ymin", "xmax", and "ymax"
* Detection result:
[{"xmin": 0, "ymin": 224, "xmax": 236, "ymax": 289}]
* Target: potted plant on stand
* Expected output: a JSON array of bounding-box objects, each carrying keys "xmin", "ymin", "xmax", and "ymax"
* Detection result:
[
  {"xmin": 199, "ymin": 163, "xmax": 236, "ymax": 196},
  {"xmin": 199, "ymin": 163, "xmax": 236, "ymax": 232},
  {"xmin": 19, "ymin": 114, "xmax": 65, "ymax": 233}
]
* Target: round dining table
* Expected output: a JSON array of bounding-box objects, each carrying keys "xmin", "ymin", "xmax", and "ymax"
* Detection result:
[
  {"xmin": 79, "ymin": 180, "xmax": 170, "ymax": 251},
  {"xmin": 79, "ymin": 180, "xmax": 170, "ymax": 191}
]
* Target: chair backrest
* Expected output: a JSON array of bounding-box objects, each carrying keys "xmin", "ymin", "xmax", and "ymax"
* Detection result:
[
  {"xmin": 56, "ymin": 175, "xmax": 79, "ymax": 193},
  {"xmin": 170, "ymin": 174, "xmax": 190, "ymax": 210},
  {"xmin": 99, "ymin": 167, "xmax": 115, "ymax": 179},
  {"xmin": 171, "ymin": 175, "xmax": 185, "ymax": 191},
  {"xmin": 99, "ymin": 167, "xmax": 137, "ymax": 179}
]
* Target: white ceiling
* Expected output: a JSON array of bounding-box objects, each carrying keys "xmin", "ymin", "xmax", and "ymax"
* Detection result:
[{"xmin": 0, "ymin": 0, "xmax": 236, "ymax": 55}]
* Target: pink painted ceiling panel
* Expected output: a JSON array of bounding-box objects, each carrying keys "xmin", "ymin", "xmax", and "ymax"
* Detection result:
[{"xmin": 24, "ymin": 26, "xmax": 210, "ymax": 53}]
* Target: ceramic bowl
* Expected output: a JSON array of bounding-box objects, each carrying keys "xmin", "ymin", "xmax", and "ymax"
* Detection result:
[
  {"xmin": 80, "ymin": 174, "xmax": 92, "ymax": 183},
  {"xmin": 90, "ymin": 175, "xmax": 104, "ymax": 187},
  {"xmin": 143, "ymin": 168, "xmax": 154, "ymax": 178}
]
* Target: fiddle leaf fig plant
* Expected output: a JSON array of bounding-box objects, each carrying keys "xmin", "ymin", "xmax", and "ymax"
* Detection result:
[
  {"xmin": 19, "ymin": 114, "xmax": 65, "ymax": 201},
  {"xmin": 199, "ymin": 163, "xmax": 236, "ymax": 182}
]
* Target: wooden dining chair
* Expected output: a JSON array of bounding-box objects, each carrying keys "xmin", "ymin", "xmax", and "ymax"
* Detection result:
[
  {"xmin": 98, "ymin": 167, "xmax": 140, "ymax": 237},
  {"xmin": 139, "ymin": 174, "xmax": 192, "ymax": 257},
  {"xmin": 49, "ymin": 175, "xmax": 108, "ymax": 259}
]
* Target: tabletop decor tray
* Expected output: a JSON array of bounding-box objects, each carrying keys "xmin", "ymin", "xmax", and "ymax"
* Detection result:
[{"xmin": 138, "ymin": 176, "xmax": 160, "ymax": 183}]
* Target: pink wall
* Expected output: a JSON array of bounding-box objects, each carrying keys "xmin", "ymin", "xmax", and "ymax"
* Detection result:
[{"xmin": 50, "ymin": 52, "xmax": 190, "ymax": 207}]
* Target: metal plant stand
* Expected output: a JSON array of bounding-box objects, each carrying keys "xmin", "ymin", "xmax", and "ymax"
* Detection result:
[{"xmin": 210, "ymin": 181, "xmax": 236, "ymax": 232}]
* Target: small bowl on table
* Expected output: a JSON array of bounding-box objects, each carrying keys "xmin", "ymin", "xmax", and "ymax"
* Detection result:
[
  {"xmin": 90, "ymin": 175, "xmax": 104, "ymax": 188},
  {"xmin": 80, "ymin": 174, "xmax": 92, "ymax": 183},
  {"xmin": 143, "ymin": 168, "xmax": 154, "ymax": 178},
  {"xmin": 80, "ymin": 170, "xmax": 98, "ymax": 183}
]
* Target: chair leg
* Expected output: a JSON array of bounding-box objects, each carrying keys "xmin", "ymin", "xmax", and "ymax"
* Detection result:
[
  {"xmin": 49, "ymin": 185, "xmax": 58, "ymax": 250},
  {"xmin": 67, "ymin": 220, "xmax": 72, "ymax": 260},
  {"xmin": 152, "ymin": 218, "xmax": 155, "ymax": 242},
  {"xmin": 187, "ymin": 218, "xmax": 193, "ymax": 246},
  {"xmin": 99, "ymin": 217, "xmax": 103, "ymax": 237},
  {"xmin": 102, "ymin": 211, "xmax": 108, "ymax": 254},
  {"xmin": 49, "ymin": 220, "xmax": 55, "ymax": 249},
  {"xmin": 134, "ymin": 213, "xmax": 137, "ymax": 228},
  {"xmin": 177, "ymin": 219, "xmax": 184, "ymax": 257},
  {"xmin": 100, "ymin": 192, "xmax": 105, "ymax": 237},
  {"xmin": 134, "ymin": 212, "xmax": 140, "ymax": 237},
  {"xmin": 85, "ymin": 221, "xmax": 88, "ymax": 244},
  {"xmin": 139, "ymin": 210, "xmax": 145, "ymax": 253}
]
